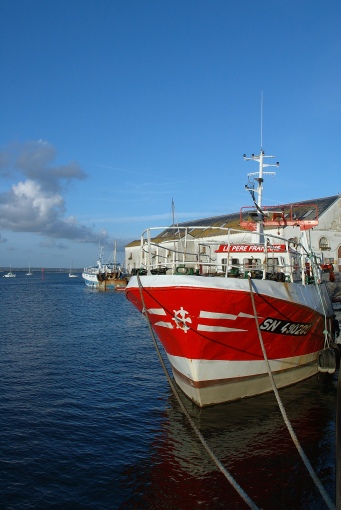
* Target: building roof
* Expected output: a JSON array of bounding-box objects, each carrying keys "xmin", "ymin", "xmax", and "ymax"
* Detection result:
[{"xmin": 125, "ymin": 195, "xmax": 340, "ymax": 246}]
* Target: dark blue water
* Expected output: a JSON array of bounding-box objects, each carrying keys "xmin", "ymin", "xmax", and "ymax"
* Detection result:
[{"xmin": 0, "ymin": 272, "xmax": 337, "ymax": 509}]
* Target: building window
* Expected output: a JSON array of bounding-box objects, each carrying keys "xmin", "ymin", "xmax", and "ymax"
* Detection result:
[{"xmin": 319, "ymin": 237, "xmax": 330, "ymax": 251}]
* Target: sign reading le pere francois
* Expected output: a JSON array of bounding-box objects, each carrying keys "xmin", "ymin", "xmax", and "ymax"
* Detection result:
[{"xmin": 216, "ymin": 244, "xmax": 287, "ymax": 253}]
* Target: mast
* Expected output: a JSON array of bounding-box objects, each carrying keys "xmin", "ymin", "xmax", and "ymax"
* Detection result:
[
  {"xmin": 243, "ymin": 93, "xmax": 279, "ymax": 242},
  {"xmin": 244, "ymin": 151, "xmax": 279, "ymax": 243},
  {"xmin": 97, "ymin": 243, "xmax": 103, "ymax": 270}
]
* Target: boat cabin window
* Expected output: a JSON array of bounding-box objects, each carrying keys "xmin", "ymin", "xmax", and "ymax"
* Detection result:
[
  {"xmin": 267, "ymin": 257, "xmax": 279, "ymax": 272},
  {"xmin": 221, "ymin": 258, "xmax": 226, "ymax": 272},
  {"xmin": 221, "ymin": 258, "xmax": 239, "ymax": 273},
  {"xmin": 243, "ymin": 258, "xmax": 261, "ymax": 270}
]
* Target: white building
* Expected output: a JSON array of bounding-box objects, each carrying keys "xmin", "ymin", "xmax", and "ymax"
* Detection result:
[{"xmin": 125, "ymin": 195, "xmax": 341, "ymax": 274}]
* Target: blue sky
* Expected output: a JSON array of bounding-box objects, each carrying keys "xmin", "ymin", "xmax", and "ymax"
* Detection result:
[{"xmin": 0, "ymin": 0, "xmax": 340, "ymax": 269}]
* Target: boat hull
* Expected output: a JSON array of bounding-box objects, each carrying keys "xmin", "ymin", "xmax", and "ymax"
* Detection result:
[
  {"xmin": 82, "ymin": 272, "xmax": 127, "ymax": 291},
  {"xmin": 170, "ymin": 356, "xmax": 317, "ymax": 406},
  {"xmin": 126, "ymin": 274, "xmax": 333, "ymax": 406}
]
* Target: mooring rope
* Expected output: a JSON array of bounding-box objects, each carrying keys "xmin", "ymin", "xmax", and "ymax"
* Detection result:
[
  {"xmin": 307, "ymin": 251, "xmax": 331, "ymax": 348},
  {"xmin": 248, "ymin": 276, "xmax": 335, "ymax": 510},
  {"xmin": 136, "ymin": 274, "xmax": 260, "ymax": 510}
]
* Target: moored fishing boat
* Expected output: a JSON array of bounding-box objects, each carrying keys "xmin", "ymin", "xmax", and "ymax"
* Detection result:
[
  {"xmin": 125, "ymin": 149, "xmax": 335, "ymax": 407},
  {"xmin": 82, "ymin": 242, "xmax": 128, "ymax": 291}
]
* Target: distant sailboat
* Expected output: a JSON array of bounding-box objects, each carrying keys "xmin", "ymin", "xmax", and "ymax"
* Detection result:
[
  {"xmin": 3, "ymin": 265, "xmax": 16, "ymax": 278},
  {"xmin": 26, "ymin": 263, "xmax": 33, "ymax": 276},
  {"xmin": 69, "ymin": 262, "xmax": 78, "ymax": 278}
]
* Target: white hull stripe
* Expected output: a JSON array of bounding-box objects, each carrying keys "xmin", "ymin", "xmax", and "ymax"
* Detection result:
[
  {"xmin": 154, "ymin": 321, "xmax": 174, "ymax": 328},
  {"xmin": 199, "ymin": 311, "xmax": 236, "ymax": 320},
  {"xmin": 199, "ymin": 311, "xmax": 259, "ymax": 320},
  {"xmin": 238, "ymin": 312, "xmax": 259, "ymax": 319},
  {"xmin": 197, "ymin": 325, "xmax": 247, "ymax": 332},
  {"xmin": 147, "ymin": 308, "xmax": 167, "ymax": 315}
]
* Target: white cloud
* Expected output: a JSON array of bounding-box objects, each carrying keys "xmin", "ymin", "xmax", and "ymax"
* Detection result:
[
  {"xmin": 15, "ymin": 139, "xmax": 87, "ymax": 192},
  {"xmin": 0, "ymin": 140, "xmax": 113, "ymax": 246},
  {"xmin": 12, "ymin": 179, "xmax": 64, "ymax": 224}
]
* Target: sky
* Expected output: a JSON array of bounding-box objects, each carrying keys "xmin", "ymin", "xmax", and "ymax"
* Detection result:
[{"xmin": 0, "ymin": 0, "xmax": 340, "ymax": 269}]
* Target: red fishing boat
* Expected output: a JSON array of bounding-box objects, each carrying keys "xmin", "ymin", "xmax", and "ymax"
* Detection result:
[{"xmin": 125, "ymin": 150, "xmax": 334, "ymax": 407}]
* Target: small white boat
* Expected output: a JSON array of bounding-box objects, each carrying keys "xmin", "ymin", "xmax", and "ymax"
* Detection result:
[
  {"xmin": 3, "ymin": 266, "xmax": 16, "ymax": 278},
  {"xmin": 26, "ymin": 263, "xmax": 33, "ymax": 276}
]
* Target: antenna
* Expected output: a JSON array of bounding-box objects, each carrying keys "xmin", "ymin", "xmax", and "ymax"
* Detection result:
[
  {"xmin": 243, "ymin": 94, "xmax": 279, "ymax": 242},
  {"xmin": 260, "ymin": 90, "xmax": 263, "ymax": 151}
]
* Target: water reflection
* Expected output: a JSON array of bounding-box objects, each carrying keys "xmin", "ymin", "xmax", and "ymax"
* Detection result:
[{"xmin": 120, "ymin": 373, "xmax": 337, "ymax": 510}]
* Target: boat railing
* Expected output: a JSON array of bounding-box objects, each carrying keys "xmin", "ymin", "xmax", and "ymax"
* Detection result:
[{"xmin": 136, "ymin": 226, "xmax": 321, "ymax": 284}]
